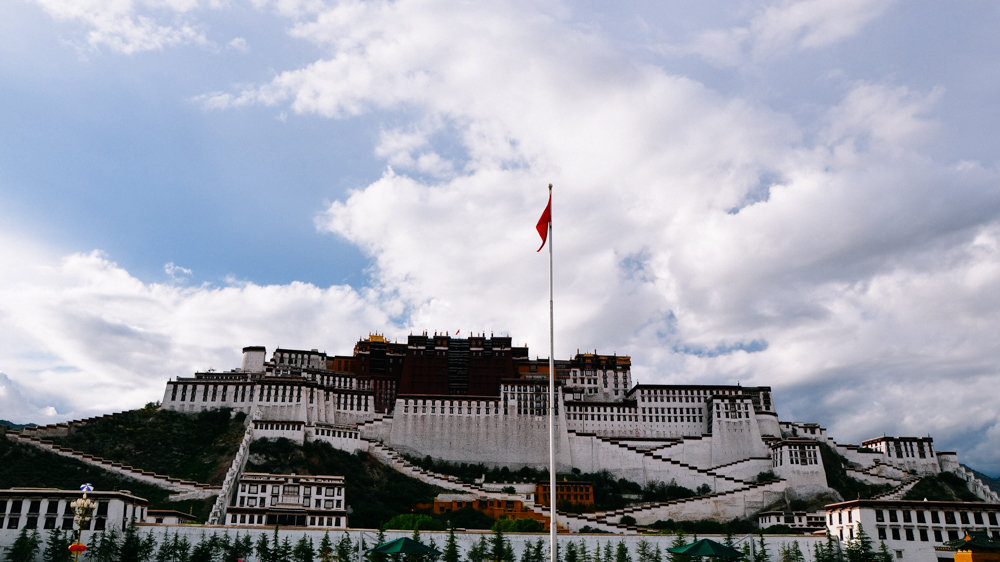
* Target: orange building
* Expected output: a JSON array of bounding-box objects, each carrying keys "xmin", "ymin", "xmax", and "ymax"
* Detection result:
[
  {"xmin": 533, "ymin": 481, "xmax": 595, "ymax": 510},
  {"xmin": 419, "ymin": 494, "xmax": 563, "ymax": 530}
]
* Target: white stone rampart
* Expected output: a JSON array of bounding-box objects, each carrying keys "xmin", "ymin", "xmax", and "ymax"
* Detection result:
[
  {"xmin": 953, "ymin": 464, "xmax": 1000, "ymax": 502},
  {"xmin": 386, "ymin": 397, "xmax": 573, "ymax": 469},
  {"xmin": 0, "ymin": 524, "xmax": 826, "ymax": 562},
  {"xmin": 208, "ymin": 408, "xmax": 257, "ymax": 524},
  {"xmin": 595, "ymin": 479, "xmax": 790, "ymax": 524}
]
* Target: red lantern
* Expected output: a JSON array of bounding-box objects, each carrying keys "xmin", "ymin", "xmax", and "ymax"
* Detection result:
[{"xmin": 68, "ymin": 543, "xmax": 87, "ymax": 553}]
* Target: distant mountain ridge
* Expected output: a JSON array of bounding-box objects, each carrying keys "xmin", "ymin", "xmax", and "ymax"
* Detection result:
[{"xmin": 0, "ymin": 419, "xmax": 36, "ymax": 430}]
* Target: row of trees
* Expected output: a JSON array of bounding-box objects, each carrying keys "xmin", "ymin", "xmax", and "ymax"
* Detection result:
[{"xmin": 4, "ymin": 524, "xmax": 900, "ymax": 562}]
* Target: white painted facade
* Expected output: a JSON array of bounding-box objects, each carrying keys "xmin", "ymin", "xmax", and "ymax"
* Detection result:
[
  {"xmin": 826, "ymin": 499, "xmax": 1000, "ymax": 561},
  {"xmin": 155, "ymin": 344, "xmax": 998, "ymax": 520},
  {"xmin": 227, "ymin": 472, "xmax": 347, "ymax": 529},
  {"xmin": 0, "ymin": 488, "xmax": 147, "ymax": 534}
]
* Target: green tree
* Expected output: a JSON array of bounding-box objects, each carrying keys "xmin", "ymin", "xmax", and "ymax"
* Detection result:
[
  {"xmin": 876, "ymin": 542, "xmax": 892, "ymax": 562},
  {"xmin": 635, "ymin": 540, "xmax": 652, "ymax": 562},
  {"xmin": 602, "ymin": 542, "xmax": 613, "ymax": 562},
  {"xmin": 118, "ymin": 524, "xmax": 155, "ymax": 562},
  {"xmin": 276, "ymin": 536, "xmax": 294, "ymax": 562},
  {"xmin": 563, "ymin": 542, "xmax": 578, "ymax": 562},
  {"xmin": 443, "ymin": 528, "xmax": 460, "ymax": 562},
  {"xmin": 293, "ymin": 536, "xmax": 316, "ymax": 562},
  {"xmin": 6, "ymin": 528, "xmax": 41, "ymax": 562},
  {"xmin": 229, "ymin": 533, "xmax": 254, "ymax": 562},
  {"xmin": 577, "ymin": 540, "xmax": 590, "ymax": 562},
  {"xmin": 335, "ymin": 533, "xmax": 353, "ymax": 562},
  {"xmin": 255, "ymin": 532, "xmax": 272, "ymax": 562},
  {"xmin": 369, "ymin": 530, "xmax": 388, "ymax": 562},
  {"xmin": 488, "ymin": 530, "xmax": 514, "ymax": 562},
  {"xmin": 42, "ymin": 529, "xmax": 72, "ymax": 562},
  {"xmin": 188, "ymin": 535, "xmax": 215, "ymax": 562},
  {"xmin": 615, "ymin": 541, "xmax": 631, "ymax": 562},
  {"xmin": 753, "ymin": 534, "xmax": 770, "ymax": 562},
  {"xmin": 467, "ymin": 537, "xmax": 488, "ymax": 562},
  {"xmin": 845, "ymin": 524, "xmax": 874, "ymax": 562},
  {"xmin": 318, "ymin": 533, "xmax": 334, "ymax": 562},
  {"xmin": 87, "ymin": 528, "xmax": 121, "ymax": 562},
  {"xmin": 667, "ymin": 532, "xmax": 686, "ymax": 562}
]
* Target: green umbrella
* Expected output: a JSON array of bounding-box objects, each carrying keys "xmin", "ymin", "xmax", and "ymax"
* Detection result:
[
  {"xmin": 367, "ymin": 537, "xmax": 441, "ymax": 557},
  {"xmin": 666, "ymin": 538, "xmax": 743, "ymax": 559}
]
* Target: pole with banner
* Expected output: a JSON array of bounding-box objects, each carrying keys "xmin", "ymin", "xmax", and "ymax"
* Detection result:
[{"xmin": 535, "ymin": 184, "xmax": 555, "ymax": 562}]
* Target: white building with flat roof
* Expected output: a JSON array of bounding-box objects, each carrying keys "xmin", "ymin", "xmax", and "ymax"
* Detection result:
[
  {"xmin": 0, "ymin": 488, "xmax": 147, "ymax": 534},
  {"xmin": 226, "ymin": 473, "xmax": 347, "ymax": 529},
  {"xmin": 826, "ymin": 499, "xmax": 1000, "ymax": 561}
]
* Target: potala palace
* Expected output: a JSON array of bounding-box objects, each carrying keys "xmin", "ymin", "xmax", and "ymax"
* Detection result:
[{"xmin": 152, "ymin": 333, "xmax": 997, "ymax": 529}]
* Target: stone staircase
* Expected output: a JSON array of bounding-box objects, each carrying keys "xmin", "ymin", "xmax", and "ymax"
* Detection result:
[
  {"xmin": 574, "ymin": 430, "xmax": 753, "ymax": 491},
  {"xmin": 590, "ymin": 477, "xmax": 789, "ymax": 526},
  {"xmin": 5, "ymin": 431, "xmax": 218, "ymax": 500},
  {"xmin": 363, "ymin": 439, "xmax": 633, "ymax": 533}
]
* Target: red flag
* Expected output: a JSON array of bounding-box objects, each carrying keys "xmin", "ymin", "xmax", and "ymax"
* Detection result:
[{"xmin": 536, "ymin": 193, "xmax": 551, "ymax": 252}]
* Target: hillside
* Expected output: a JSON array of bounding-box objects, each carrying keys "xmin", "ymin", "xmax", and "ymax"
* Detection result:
[
  {"xmin": 45, "ymin": 403, "xmax": 246, "ymax": 485},
  {"xmin": 245, "ymin": 437, "xmax": 442, "ymax": 528},
  {"xmin": 0, "ymin": 432, "xmax": 215, "ymax": 520}
]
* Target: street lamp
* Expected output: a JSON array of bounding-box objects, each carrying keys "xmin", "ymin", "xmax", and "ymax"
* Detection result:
[{"xmin": 68, "ymin": 483, "xmax": 96, "ymax": 562}]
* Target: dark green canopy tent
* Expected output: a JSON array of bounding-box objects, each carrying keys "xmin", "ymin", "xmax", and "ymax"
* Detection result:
[
  {"xmin": 367, "ymin": 537, "xmax": 441, "ymax": 557},
  {"xmin": 666, "ymin": 538, "xmax": 743, "ymax": 559}
]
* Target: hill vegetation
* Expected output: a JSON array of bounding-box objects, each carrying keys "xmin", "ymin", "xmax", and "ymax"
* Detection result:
[
  {"xmin": 0, "ymin": 432, "xmax": 215, "ymax": 520},
  {"xmin": 818, "ymin": 442, "xmax": 893, "ymax": 500},
  {"xmin": 903, "ymin": 472, "xmax": 982, "ymax": 502},
  {"xmin": 404, "ymin": 455, "xmax": 703, "ymax": 511},
  {"xmin": 46, "ymin": 404, "xmax": 246, "ymax": 485},
  {"xmin": 245, "ymin": 437, "xmax": 441, "ymax": 529}
]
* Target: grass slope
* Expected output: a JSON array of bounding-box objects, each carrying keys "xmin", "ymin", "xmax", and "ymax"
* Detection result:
[
  {"xmin": 0, "ymin": 432, "xmax": 215, "ymax": 520},
  {"xmin": 47, "ymin": 404, "xmax": 247, "ymax": 485}
]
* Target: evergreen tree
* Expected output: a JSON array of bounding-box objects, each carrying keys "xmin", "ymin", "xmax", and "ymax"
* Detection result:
[
  {"xmin": 876, "ymin": 542, "xmax": 893, "ymax": 562},
  {"xmin": 635, "ymin": 540, "xmax": 652, "ymax": 562},
  {"xmin": 276, "ymin": 536, "xmax": 294, "ymax": 562},
  {"xmin": 87, "ymin": 528, "xmax": 120, "ymax": 562},
  {"xmin": 563, "ymin": 542, "xmax": 578, "ymax": 562},
  {"xmin": 535, "ymin": 539, "xmax": 548, "ymax": 562},
  {"xmin": 293, "ymin": 536, "xmax": 316, "ymax": 562},
  {"xmin": 667, "ymin": 532, "xmax": 686, "ymax": 562},
  {"xmin": 723, "ymin": 533, "xmax": 735, "ymax": 548},
  {"xmin": 845, "ymin": 524, "xmax": 874, "ymax": 562},
  {"xmin": 602, "ymin": 541, "xmax": 613, "ymax": 562},
  {"xmin": 753, "ymin": 534, "xmax": 770, "ymax": 562},
  {"xmin": 118, "ymin": 524, "xmax": 154, "ymax": 562},
  {"xmin": 577, "ymin": 540, "xmax": 590, "ymax": 562},
  {"xmin": 652, "ymin": 545, "xmax": 662, "ymax": 562},
  {"xmin": 256, "ymin": 532, "xmax": 272, "ymax": 562},
  {"xmin": 5, "ymin": 528, "xmax": 41, "ymax": 562},
  {"xmin": 42, "ymin": 529, "xmax": 72, "ymax": 562},
  {"xmin": 369, "ymin": 530, "xmax": 387, "ymax": 562},
  {"xmin": 227, "ymin": 533, "xmax": 254, "ymax": 562},
  {"xmin": 335, "ymin": 533, "xmax": 353, "ymax": 562},
  {"xmin": 318, "ymin": 533, "xmax": 334, "ymax": 562},
  {"xmin": 188, "ymin": 535, "xmax": 214, "ymax": 562},
  {"xmin": 614, "ymin": 541, "xmax": 631, "ymax": 562},
  {"xmin": 467, "ymin": 537, "xmax": 488, "ymax": 562},
  {"xmin": 443, "ymin": 528, "xmax": 460, "ymax": 562}
]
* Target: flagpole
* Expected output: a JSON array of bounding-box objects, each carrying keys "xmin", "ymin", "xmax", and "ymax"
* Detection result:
[{"xmin": 547, "ymin": 183, "xmax": 557, "ymax": 562}]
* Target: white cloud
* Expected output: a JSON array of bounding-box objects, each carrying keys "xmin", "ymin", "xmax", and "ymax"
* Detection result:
[
  {"xmin": 7, "ymin": 0, "xmax": 1000, "ymax": 474},
  {"xmin": 30, "ymin": 0, "xmax": 210, "ymax": 54},
  {"xmin": 212, "ymin": 0, "xmax": 1000, "ymax": 470},
  {"xmin": 683, "ymin": 0, "xmax": 895, "ymax": 66},
  {"xmin": 0, "ymin": 233, "xmax": 395, "ymax": 420}
]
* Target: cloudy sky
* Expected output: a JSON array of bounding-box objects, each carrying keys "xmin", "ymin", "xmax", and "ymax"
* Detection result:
[{"xmin": 2, "ymin": 0, "xmax": 1000, "ymax": 473}]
